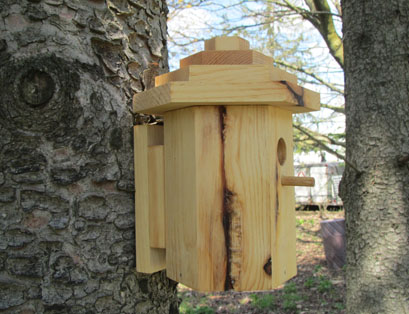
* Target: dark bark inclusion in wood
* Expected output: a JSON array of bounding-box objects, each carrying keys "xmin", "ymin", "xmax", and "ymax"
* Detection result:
[
  {"xmin": 280, "ymin": 80, "xmax": 305, "ymax": 107},
  {"xmin": 219, "ymin": 106, "xmax": 234, "ymax": 290},
  {"xmin": 263, "ymin": 257, "xmax": 272, "ymax": 276}
]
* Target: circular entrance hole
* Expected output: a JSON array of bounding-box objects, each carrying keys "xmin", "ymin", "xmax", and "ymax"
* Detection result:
[{"xmin": 277, "ymin": 138, "xmax": 287, "ymax": 165}]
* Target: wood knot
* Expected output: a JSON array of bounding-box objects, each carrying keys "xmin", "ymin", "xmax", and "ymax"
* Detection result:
[
  {"xmin": 19, "ymin": 69, "xmax": 55, "ymax": 108},
  {"xmin": 263, "ymin": 257, "xmax": 272, "ymax": 276}
]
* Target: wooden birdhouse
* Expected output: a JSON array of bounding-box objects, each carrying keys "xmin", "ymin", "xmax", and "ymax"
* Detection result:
[{"xmin": 133, "ymin": 36, "xmax": 319, "ymax": 292}]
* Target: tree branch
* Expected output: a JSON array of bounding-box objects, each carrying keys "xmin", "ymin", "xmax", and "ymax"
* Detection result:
[
  {"xmin": 275, "ymin": 60, "xmax": 344, "ymax": 95},
  {"xmin": 294, "ymin": 124, "xmax": 360, "ymax": 172},
  {"xmin": 320, "ymin": 103, "xmax": 345, "ymax": 114},
  {"xmin": 310, "ymin": 0, "xmax": 344, "ymax": 68}
]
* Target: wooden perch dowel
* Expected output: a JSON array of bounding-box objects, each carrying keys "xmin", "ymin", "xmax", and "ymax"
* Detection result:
[{"xmin": 281, "ymin": 176, "xmax": 315, "ymax": 187}]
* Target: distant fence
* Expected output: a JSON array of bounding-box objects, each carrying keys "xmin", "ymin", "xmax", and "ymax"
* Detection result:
[{"xmin": 294, "ymin": 162, "xmax": 344, "ymax": 208}]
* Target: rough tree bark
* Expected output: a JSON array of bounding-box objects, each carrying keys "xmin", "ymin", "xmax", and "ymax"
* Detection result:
[
  {"xmin": 341, "ymin": 1, "xmax": 409, "ymax": 312},
  {"xmin": 0, "ymin": 1, "xmax": 178, "ymax": 313}
]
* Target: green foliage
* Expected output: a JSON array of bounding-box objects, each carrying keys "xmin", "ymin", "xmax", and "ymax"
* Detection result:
[
  {"xmin": 334, "ymin": 302, "xmax": 345, "ymax": 310},
  {"xmin": 283, "ymin": 282, "xmax": 297, "ymax": 294},
  {"xmin": 317, "ymin": 276, "xmax": 333, "ymax": 293},
  {"xmin": 314, "ymin": 265, "xmax": 323, "ymax": 273},
  {"xmin": 303, "ymin": 272, "xmax": 334, "ymax": 294},
  {"xmin": 296, "ymin": 218, "xmax": 306, "ymax": 226},
  {"xmin": 180, "ymin": 301, "xmax": 215, "ymax": 314},
  {"xmin": 282, "ymin": 282, "xmax": 301, "ymax": 312},
  {"xmin": 304, "ymin": 276, "xmax": 315, "ymax": 289},
  {"xmin": 250, "ymin": 293, "xmax": 276, "ymax": 310}
]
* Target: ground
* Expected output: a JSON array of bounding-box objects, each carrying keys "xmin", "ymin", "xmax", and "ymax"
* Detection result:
[{"xmin": 178, "ymin": 210, "xmax": 346, "ymax": 314}]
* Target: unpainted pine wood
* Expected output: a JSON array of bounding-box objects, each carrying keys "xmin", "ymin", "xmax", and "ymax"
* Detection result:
[
  {"xmin": 270, "ymin": 67, "xmax": 298, "ymax": 85},
  {"xmin": 204, "ymin": 36, "xmax": 250, "ymax": 51},
  {"xmin": 281, "ymin": 176, "xmax": 315, "ymax": 187},
  {"xmin": 148, "ymin": 145, "xmax": 165, "ymax": 249},
  {"xmin": 134, "ymin": 125, "xmax": 166, "ymax": 273},
  {"xmin": 133, "ymin": 81, "xmax": 320, "ymax": 114},
  {"xmin": 223, "ymin": 106, "xmax": 277, "ymax": 291},
  {"xmin": 271, "ymin": 108, "xmax": 297, "ymax": 288},
  {"xmin": 155, "ymin": 65, "xmax": 297, "ymax": 87},
  {"xmin": 194, "ymin": 107, "xmax": 227, "ymax": 291},
  {"xmin": 180, "ymin": 50, "xmax": 274, "ymax": 68},
  {"xmin": 155, "ymin": 67, "xmax": 189, "ymax": 87},
  {"xmin": 164, "ymin": 106, "xmax": 226, "ymax": 291}
]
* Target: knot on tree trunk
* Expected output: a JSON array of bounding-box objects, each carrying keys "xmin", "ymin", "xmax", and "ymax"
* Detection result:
[{"xmin": 0, "ymin": 54, "xmax": 81, "ymax": 138}]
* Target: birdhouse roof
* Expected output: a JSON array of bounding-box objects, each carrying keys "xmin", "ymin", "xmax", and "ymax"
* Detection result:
[{"xmin": 133, "ymin": 36, "xmax": 320, "ymax": 115}]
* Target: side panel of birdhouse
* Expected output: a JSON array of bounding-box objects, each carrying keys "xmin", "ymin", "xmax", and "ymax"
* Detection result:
[
  {"xmin": 134, "ymin": 125, "xmax": 166, "ymax": 273},
  {"xmin": 164, "ymin": 106, "xmax": 226, "ymax": 291},
  {"xmin": 271, "ymin": 108, "xmax": 297, "ymax": 287}
]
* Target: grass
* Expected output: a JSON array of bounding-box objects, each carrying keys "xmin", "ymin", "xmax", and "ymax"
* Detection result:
[
  {"xmin": 180, "ymin": 301, "xmax": 215, "ymax": 314},
  {"xmin": 250, "ymin": 293, "xmax": 276, "ymax": 311},
  {"xmin": 281, "ymin": 282, "xmax": 302, "ymax": 312}
]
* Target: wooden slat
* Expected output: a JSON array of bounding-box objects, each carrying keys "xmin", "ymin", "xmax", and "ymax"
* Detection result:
[
  {"xmin": 223, "ymin": 106, "xmax": 277, "ymax": 291},
  {"xmin": 154, "ymin": 65, "xmax": 297, "ymax": 87},
  {"xmin": 134, "ymin": 125, "xmax": 166, "ymax": 273},
  {"xmin": 133, "ymin": 81, "xmax": 319, "ymax": 114},
  {"xmin": 148, "ymin": 145, "xmax": 165, "ymax": 249},
  {"xmin": 164, "ymin": 106, "xmax": 225, "ymax": 291},
  {"xmin": 204, "ymin": 36, "xmax": 250, "ymax": 51},
  {"xmin": 155, "ymin": 67, "xmax": 190, "ymax": 87},
  {"xmin": 271, "ymin": 108, "xmax": 297, "ymax": 288},
  {"xmin": 281, "ymin": 176, "xmax": 315, "ymax": 187},
  {"xmin": 180, "ymin": 50, "xmax": 274, "ymax": 68}
]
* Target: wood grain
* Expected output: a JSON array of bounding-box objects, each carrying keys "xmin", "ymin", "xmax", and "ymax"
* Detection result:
[
  {"xmin": 133, "ymin": 81, "xmax": 319, "ymax": 114},
  {"xmin": 154, "ymin": 65, "xmax": 297, "ymax": 87},
  {"xmin": 222, "ymin": 106, "xmax": 277, "ymax": 291},
  {"xmin": 281, "ymin": 176, "xmax": 315, "ymax": 187},
  {"xmin": 163, "ymin": 105, "xmax": 298, "ymax": 291},
  {"xmin": 134, "ymin": 125, "xmax": 166, "ymax": 273},
  {"xmin": 180, "ymin": 50, "xmax": 274, "ymax": 68},
  {"xmin": 271, "ymin": 108, "xmax": 297, "ymax": 287},
  {"xmin": 204, "ymin": 36, "xmax": 250, "ymax": 51},
  {"xmin": 164, "ymin": 106, "xmax": 226, "ymax": 291},
  {"xmin": 148, "ymin": 145, "xmax": 165, "ymax": 249}
]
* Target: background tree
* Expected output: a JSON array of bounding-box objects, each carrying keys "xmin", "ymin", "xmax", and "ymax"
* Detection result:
[
  {"xmin": 341, "ymin": 1, "xmax": 409, "ymax": 312},
  {"xmin": 0, "ymin": 1, "xmax": 178, "ymax": 313}
]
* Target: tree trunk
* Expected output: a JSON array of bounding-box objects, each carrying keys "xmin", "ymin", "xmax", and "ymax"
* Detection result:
[
  {"xmin": 341, "ymin": 1, "xmax": 409, "ymax": 312},
  {"xmin": 0, "ymin": 1, "xmax": 178, "ymax": 313}
]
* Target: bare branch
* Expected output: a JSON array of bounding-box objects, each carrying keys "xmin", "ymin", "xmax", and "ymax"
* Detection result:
[
  {"xmin": 310, "ymin": 0, "xmax": 344, "ymax": 67},
  {"xmin": 274, "ymin": 60, "xmax": 344, "ymax": 94},
  {"xmin": 294, "ymin": 124, "xmax": 360, "ymax": 172},
  {"xmin": 320, "ymin": 103, "xmax": 345, "ymax": 114}
]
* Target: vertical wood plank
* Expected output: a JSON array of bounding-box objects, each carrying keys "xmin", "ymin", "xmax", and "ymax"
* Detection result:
[
  {"xmin": 148, "ymin": 145, "xmax": 165, "ymax": 249},
  {"xmin": 134, "ymin": 125, "xmax": 166, "ymax": 273},
  {"xmin": 223, "ymin": 106, "xmax": 277, "ymax": 291},
  {"xmin": 164, "ymin": 108, "xmax": 198, "ymax": 289},
  {"xmin": 164, "ymin": 106, "xmax": 226, "ymax": 291},
  {"xmin": 271, "ymin": 108, "xmax": 297, "ymax": 287},
  {"xmin": 195, "ymin": 107, "xmax": 226, "ymax": 291}
]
